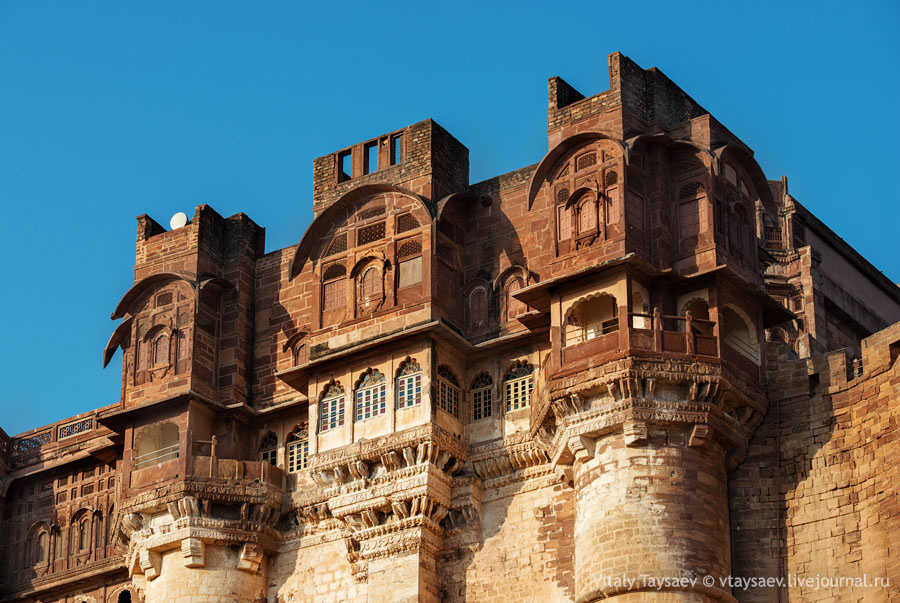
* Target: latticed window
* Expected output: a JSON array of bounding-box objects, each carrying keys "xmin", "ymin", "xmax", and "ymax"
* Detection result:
[
  {"xmin": 558, "ymin": 205, "xmax": 572, "ymax": 241},
  {"xmin": 357, "ymin": 222, "xmax": 385, "ymax": 245},
  {"xmin": 576, "ymin": 152, "xmax": 597, "ymax": 171},
  {"xmin": 152, "ymin": 334, "xmax": 169, "ymax": 366},
  {"xmin": 323, "ymin": 278, "xmax": 345, "ymax": 311},
  {"xmin": 396, "ymin": 360, "xmax": 422, "ymax": 409},
  {"xmin": 326, "ymin": 233, "xmax": 347, "ymax": 256},
  {"xmin": 396, "ymin": 213, "xmax": 420, "ymax": 234},
  {"xmin": 470, "ymin": 373, "xmax": 493, "ymax": 421},
  {"xmin": 36, "ymin": 532, "xmax": 48, "ymax": 563},
  {"xmin": 286, "ymin": 424, "xmax": 309, "ymax": 472},
  {"xmin": 259, "ymin": 432, "xmax": 277, "ymax": 466},
  {"xmin": 397, "ymin": 238, "xmax": 421, "ymax": 259},
  {"xmin": 358, "ymin": 267, "xmax": 380, "ymax": 299},
  {"xmin": 319, "ymin": 383, "xmax": 345, "ymax": 433},
  {"xmin": 79, "ymin": 518, "xmax": 90, "ymax": 550},
  {"xmin": 578, "ymin": 199, "xmax": 597, "ymax": 234},
  {"xmin": 504, "ymin": 362, "xmax": 534, "ymax": 413},
  {"xmin": 436, "ymin": 365, "xmax": 460, "ymax": 417},
  {"xmin": 355, "ymin": 370, "xmax": 387, "ymax": 421}
]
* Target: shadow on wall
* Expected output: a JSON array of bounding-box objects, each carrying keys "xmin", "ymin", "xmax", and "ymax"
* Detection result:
[{"xmin": 729, "ymin": 332, "xmax": 900, "ymax": 602}]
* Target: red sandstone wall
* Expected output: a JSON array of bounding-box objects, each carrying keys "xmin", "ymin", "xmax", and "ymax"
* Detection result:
[{"xmin": 730, "ymin": 324, "xmax": 900, "ymax": 602}]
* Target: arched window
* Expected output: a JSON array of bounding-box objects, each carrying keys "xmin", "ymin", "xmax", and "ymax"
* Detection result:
[
  {"xmin": 678, "ymin": 183, "xmax": 706, "ymax": 246},
  {"xmin": 436, "ymin": 365, "xmax": 460, "ymax": 418},
  {"xmin": 682, "ymin": 298, "xmax": 713, "ymax": 336},
  {"xmin": 467, "ymin": 287, "xmax": 488, "ymax": 333},
  {"xmin": 504, "ymin": 362, "xmax": 534, "ymax": 413},
  {"xmin": 106, "ymin": 507, "xmax": 115, "ymax": 547},
  {"xmin": 35, "ymin": 531, "xmax": 48, "ymax": 564},
  {"xmin": 565, "ymin": 294, "xmax": 618, "ymax": 346},
  {"xmin": 286, "ymin": 424, "xmax": 309, "ymax": 472},
  {"xmin": 355, "ymin": 369, "xmax": 387, "ymax": 421},
  {"xmin": 152, "ymin": 334, "xmax": 169, "ymax": 366},
  {"xmin": 259, "ymin": 432, "xmax": 277, "ymax": 466},
  {"xmin": 396, "ymin": 359, "xmax": 422, "ymax": 409},
  {"xmin": 294, "ymin": 344, "xmax": 309, "ymax": 366},
  {"xmin": 604, "ymin": 171, "xmax": 620, "ymax": 225},
  {"xmin": 118, "ymin": 590, "xmax": 133, "ymax": 603},
  {"xmin": 358, "ymin": 266, "xmax": 380, "ymax": 300},
  {"xmin": 54, "ymin": 525, "xmax": 66, "ymax": 560},
  {"xmin": 79, "ymin": 517, "xmax": 90, "ymax": 550},
  {"xmin": 470, "ymin": 373, "xmax": 493, "ymax": 421},
  {"xmin": 578, "ymin": 197, "xmax": 598, "ymax": 235},
  {"xmin": 722, "ymin": 307, "xmax": 759, "ymax": 364},
  {"xmin": 319, "ymin": 382, "xmax": 345, "ymax": 433},
  {"xmin": 133, "ymin": 422, "xmax": 180, "ymax": 470},
  {"xmin": 505, "ymin": 277, "xmax": 525, "ymax": 321}
]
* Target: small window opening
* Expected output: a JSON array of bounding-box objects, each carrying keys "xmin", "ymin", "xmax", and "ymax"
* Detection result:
[
  {"xmin": 390, "ymin": 134, "xmax": 403, "ymax": 165},
  {"xmin": 364, "ymin": 141, "xmax": 378, "ymax": 175},
  {"xmin": 808, "ymin": 373, "xmax": 821, "ymax": 396},
  {"xmin": 338, "ymin": 150, "xmax": 352, "ymax": 182},
  {"xmin": 118, "ymin": 591, "xmax": 132, "ymax": 603}
]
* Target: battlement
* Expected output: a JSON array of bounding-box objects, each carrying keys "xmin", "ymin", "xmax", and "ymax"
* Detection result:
[
  {"xmin": 311, "ymin": 119, "xmax": 469, "ymax": 215},
  {"xmin": 134, "ymin": 204, "xmax": 264, "ymax": 280}
]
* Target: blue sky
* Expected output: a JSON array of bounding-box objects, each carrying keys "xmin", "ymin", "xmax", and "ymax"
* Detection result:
[{"xmin": 1, "ymin": 1, "xmax": 898, "ymax": 436}]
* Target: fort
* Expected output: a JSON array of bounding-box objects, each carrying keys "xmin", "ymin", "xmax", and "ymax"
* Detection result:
[{"xmin": 1, "ymin": 52, "xmax": 898, "ymax": 602}]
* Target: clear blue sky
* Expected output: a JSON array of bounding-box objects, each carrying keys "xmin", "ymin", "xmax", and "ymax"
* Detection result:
[{"xmin": 1, "ymin": 1, "xmax": 898, "ymax": 436}]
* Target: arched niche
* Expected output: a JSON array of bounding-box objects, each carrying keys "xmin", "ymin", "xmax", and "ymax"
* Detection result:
[{"xmin": 132, "ymin": 422, "xmax": 180, "ymax": 470}]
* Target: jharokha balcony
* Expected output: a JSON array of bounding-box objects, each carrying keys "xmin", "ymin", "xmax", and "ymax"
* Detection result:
[{"xmin": 532, "ymin": 306, "xmax": 764, "ymax": 432}]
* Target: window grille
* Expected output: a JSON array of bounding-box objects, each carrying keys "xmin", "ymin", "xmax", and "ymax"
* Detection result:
[
  {"xmin": 155, "ymin": 292, "xmax": 173, "ymax": 307},
  {"xmin": 576, "ymin": 152, "xmax": 597, "ymax": 171},
  {"xmin": 319, "ymin": 384, "xmax": 345, "ymax": 433},
  {"xmin": 578, "ymin": 199, "xmax": 597, "ymax": 234},
  {"xmin": 397, "ymin": 239, "xmax": 422, "ymax": 259},
  {"xmin": 396, "ymin": 360, "xmax": 422, "ymax": 409},
  {"xmin": 605, "ymin": 187, "xmax": 619, "ymax": 225},
  {"xmin": 259, "ymin": 432, "xmax": 277, "ymax": 466},
  {"xmin": 679, "ymin": 182, "xmax": 705, "ymax": 199},
  {"xmin": 470, "ymin": 373, "xmax": 493, "ymax": 421},
  {"xmin": 679, "ymin": 200, "xmax": 701, "ymax": 237},
  {"xmin": 358, "ymin": 267, "xmax": 380, "ymax": 299},
  {"xmin": 357, "ymin": 222, "xmax": 385, "ymax": 245},
  {"xmin": 16, "ymin": 432, "xmax": 51, "ymax": 453},
  {"xmin": 605, "ymin": 170, "xmax": 618, "ymax": 186},
  {"xmin": 396, "ymin": 213, "xmax": 420, "ymax": 234},
  {"xmin": 557, "ymin": 187, "xmax": 570, "ymax": 205},
  {"xmin": 326, "ymin": 234, "xmax": 347, "ymax": 256},
  {"xmin": 504, "ymin": 362, "xmax": 534, "ymax": 412},
  {"xmin": 558, "ymin": 206, "xmax": 572, "ymax": 241},
  {"xmin": 323, "ymin": 278, "xmax": 346, "ymax": 311},
  {"xmin": 436, "ymin": 365, "xmax": 460, "ymax": 417},
  {"xmin": 59, "ymin": 418, "xmax": 93, "ymax": 440},
  {"xmin": 355, "ymin": 370, "xmax": 387, "ymax": 421},
  {"xmin": 287, "ymin": 424, "xmax": 309, "ymax": 472}
]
